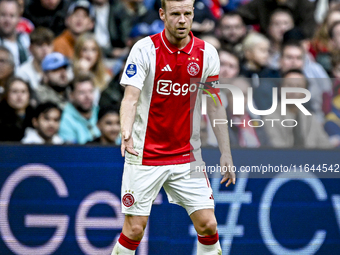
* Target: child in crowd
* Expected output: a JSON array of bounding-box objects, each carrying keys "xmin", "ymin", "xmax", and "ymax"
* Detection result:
[
  {"xmin": 87, "ymin": 105, "xmax": 120, "ymax": 145},
  {"xmin": 240, "ymin": 32, "xmax": 280, "ymax": 110},
  {"xmin": 22, "ymin": 102, "xmax": 63, "ymax": 144}
]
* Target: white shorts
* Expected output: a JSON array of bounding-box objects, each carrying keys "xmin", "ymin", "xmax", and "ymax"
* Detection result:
[{"xmin": 121, "ymin": 162, "xmax": 215, "ymax": 216}]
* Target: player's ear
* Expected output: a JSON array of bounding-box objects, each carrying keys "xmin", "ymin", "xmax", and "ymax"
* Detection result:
[{"xmin": 159, "ymin": 8, "xmax": 165, "ymax": 21}]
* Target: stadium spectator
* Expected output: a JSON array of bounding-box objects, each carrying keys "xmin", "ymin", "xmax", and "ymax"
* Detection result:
[
  {"xmin": 190, "ymin": 0, "xmax": 216, "ymax": 36},
  {"xmin": 227, "ymin": 77, "xmax": 271, "ymax": 147},
  {"xmin": 204, "ymin": 49, "xmax": 239, "ymax": 147},
  {"xmin": 267, "ymin": 8, "xmax": 295, "ymax": 69},
  {"xmin": 16, "ymin": 0, "xmax": 35, "ymax": 34},
  {"xmin": 59, "ymin": 73, "xmax": 100, "ymax": 144},
  {"xmin": 200, "ymin": 34, "xmax": 221, "ymax": 50},
  {"xmin": 0, "ymin": 0, "xmax": 30, "ymax": 67},
  {"xmin": 0, "ymin": 46, "xmax": 15, "ymax": 100},
  {"xmin": 35, "ymin": 52, "xmax": 70, "ymax": 109},
  {"xmin": 21, "ymin": 102, "xmax": 63, "ymax": 144},
  {"xmin": 282, "ymin": 29, "xmax": 333, "ymax": 122},
  {"xmin": 16, "ymin": 27, "xmax": 54, "ymax": 90},
  {"xmin": 311, "ymin": 4, "xmax": 340, "ymax": 59},
  {"xmin": 53, "ymin": 0, "xmax": 95, "ymax": 60},
  {"xmin": 217, "ymin": 12, "xmax": 247, "ymax": 58},
  {"xmin": 265, "ymin": 70, "xmax": 331, "ymax": 148},
  {"xmin": 107, "ymin": 0, "xmax": 161, "ymax": 58},
  {"xmin": 332, "ymin": 50, "xmax": 340, "ymax": 79},
  {"xmin": 98, "ymin": 61, "xmax": 125, "ymax": 109},
  {"xmin": 0, "ymin": 77, "xmax": 34, "ymax": 142},
  {"xmin": 73, "ymin": 33, "xmax": 111, "ymax": 105},
  {"xmin": 219, "ymin": 49, "xmax": 240, "ymax": 79},
  {"xmin": 92, "ymin": 0, "xmax": 111, "ymax": 50},
  {"xmin": 87, "ymin": 105, "xmax": 120, "ymax": 145},
  {"xmin": 240, "ymin": 32, "xmax": 280, "ymax": 110},
  {"xmin": 24, "ymin": 0, "xmax": 71, "ymax": 36},
  {"xmin": 237, "ymin": 0, "xmax": 316, "ymax": 38},
  {"xmin": 324, "ymin": 81, "xmax": 340, "ymax": 147}
]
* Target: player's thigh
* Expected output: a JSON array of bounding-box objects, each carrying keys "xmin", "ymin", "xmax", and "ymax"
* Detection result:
[
  {"xmin": 121, "ymin": 163, "xmax": 169, "ymax": 215},
  {"xmin": 163, "ymin": 163, "xmax": 214, "ymax": 215},
  {"xmin": 190, "ymin": 208, "xmax": 217, "ymax": 236}
]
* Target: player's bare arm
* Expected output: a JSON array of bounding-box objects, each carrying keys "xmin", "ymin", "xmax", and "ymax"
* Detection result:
[
  {"xmin": 206, "ymin": 95, "xmax": 236, "ymax": 187},
  {"xmin": 120, "ymin": 85, "xmax": 141, "ymax": 157}
]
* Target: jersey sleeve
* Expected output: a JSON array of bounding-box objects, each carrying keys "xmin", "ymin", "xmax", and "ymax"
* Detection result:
[
  {"xmin": 203, "ymin": 42, "xmax": 220, "ymax": 94},
  {"xmin": 120, "ymin": 38, "xmax": 150, "ymax": 90}
]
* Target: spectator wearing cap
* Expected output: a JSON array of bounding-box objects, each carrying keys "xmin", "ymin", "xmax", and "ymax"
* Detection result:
[
  {"xmin": 0, "ymin": 0, "xmax": 30, "ymax": 68},
  {"xmin": 265, "ymin": 70, "xmax": 331, "ymax": 148},
  {"xmin": 0, "ymin": 46, "xmax": 15, "ymax": 101},
  {"xmin": 35, "ymin": 52, "xmax": 70, "ymax": 109},
  {"xmin": 59, "ymin": 72, "xmax": 100, "ymax": 144},
  {"xmin": 237, "ymin": 0, "xmax": 316, "ymax": 38},
  {"xmin": 53, "ymin": 0, "xmax": 95, "ymax": 60},
  {"xmin": 21, "ymin": 102, "xmax": 64, "ymax": 144},
  {"xmin": 16, "ymin": 27, "xmax": 54, "ymax": 91},
  {"xmin": 87, "ymin": 105, "xmax": 120, "ymax": 145}
]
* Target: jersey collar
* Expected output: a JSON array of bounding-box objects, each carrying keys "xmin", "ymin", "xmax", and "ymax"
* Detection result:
[{"xmin": 160, "ymin": 30, "xmax": 195, "ymax": 55}]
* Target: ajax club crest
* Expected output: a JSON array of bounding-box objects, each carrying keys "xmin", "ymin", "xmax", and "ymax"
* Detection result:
[
  {"xmin": 187, "ymin": 62, "xmax": 200, "ymax": 76},
  {"xmin": 122, "ymin": 193, "xmax": 135, "ymax": 207}
]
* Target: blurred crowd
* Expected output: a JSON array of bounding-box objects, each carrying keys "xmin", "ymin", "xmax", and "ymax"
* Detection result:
[{"xmin": 0, "ymin": 0, "xmax": 339, "ymax": 149}]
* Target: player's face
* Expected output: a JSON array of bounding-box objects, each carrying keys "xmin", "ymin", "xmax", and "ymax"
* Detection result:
[
  {"xmin": 34, "ymin": 109, "xmax": 61, "ymax": 140},
  {"xmin": 160, "ymin": 0, "xmax": 194, "ymax": 41},
  {"xmin": 97, "ymin": 113, "xmax": 120, "ymax": 144}
]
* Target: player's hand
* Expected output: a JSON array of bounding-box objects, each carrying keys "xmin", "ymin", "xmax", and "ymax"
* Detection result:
[
  {"xmin": 121, "ymin": 132, "xmax": 139, "ymax": 157},
  {"xmin": 220, "ymin": 153, "xmax": 236, "ymax": 187}
]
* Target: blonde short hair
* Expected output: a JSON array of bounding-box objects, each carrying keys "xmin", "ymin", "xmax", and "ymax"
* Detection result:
[
  {"xmin": 161, "ymin": 0, "xmax": 195, "ymax": 11},
  {"xmin": 242, "ymin": 32, "xmax": 270, "ymax": 52}
]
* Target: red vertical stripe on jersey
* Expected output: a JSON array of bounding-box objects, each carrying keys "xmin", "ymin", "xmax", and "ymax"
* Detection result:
[{"xmin": 141, "ymin": 32, "xmax": 205, "ymax": 165}]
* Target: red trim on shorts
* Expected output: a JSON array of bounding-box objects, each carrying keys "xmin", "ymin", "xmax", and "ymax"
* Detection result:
[
  {"xmin": 197, "ymin": 232, "xmax": 219, "ymax": 245},
  {"xmin": 118, "ymin": 233, "xmax": 140, "ymax": 250}
]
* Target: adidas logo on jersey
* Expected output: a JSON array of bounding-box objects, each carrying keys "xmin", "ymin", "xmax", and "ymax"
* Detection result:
[{"xmin": 161, "ymin": 64, "xmax": 172, "ymax": 72}]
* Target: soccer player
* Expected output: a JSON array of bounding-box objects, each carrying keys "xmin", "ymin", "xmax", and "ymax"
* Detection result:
[{"xmin": 111, "ymin": 0, "xmax": 236, "ymax": 254}]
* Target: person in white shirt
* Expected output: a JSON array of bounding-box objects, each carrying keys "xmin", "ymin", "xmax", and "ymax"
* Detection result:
[
  {"xmin": 16, "ymin": 27, "xmax": 54, "ymax": 90},
  {"xmin": 22, "ymin": 102, "xmax": 63, "ymax": 144},
  {"xmin": 0, "ymin": 0, "xmax": 30, "ymax": 68}
]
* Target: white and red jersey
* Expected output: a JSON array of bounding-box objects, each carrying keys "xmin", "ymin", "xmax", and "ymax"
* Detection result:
[{"xmin": 121, "ymin": 30, "xmax": 219, "ymax": 166}]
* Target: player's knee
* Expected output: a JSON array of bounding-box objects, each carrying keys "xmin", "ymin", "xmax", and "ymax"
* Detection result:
[
  {"xmin": 128, "ymin": 224, "xmax": 145, "ymax": 240},
  {"xmin": 196, "ymin": 219, "xmax": 217, "ymax": 236}
]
